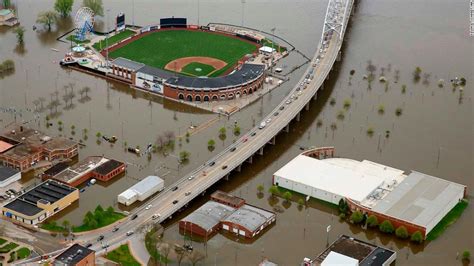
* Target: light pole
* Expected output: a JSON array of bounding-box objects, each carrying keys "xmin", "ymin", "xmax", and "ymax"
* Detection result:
[
  {"xmin": 197, "ymin": 0, "xmax": 200, "ymax": 26},
  {"xmin": 132, "ymin": 0, "xmax": 135, "ymax": 26},
  {"xmin": 106, "ymin": 8, "xmax": 111, "ymax": 68},
  {"xmin": 241, "ymin": 0, "xmax": 245, "ymax": 27}
]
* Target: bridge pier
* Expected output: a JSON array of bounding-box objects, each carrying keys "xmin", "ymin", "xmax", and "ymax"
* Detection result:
[
  {"xmin": 258, "ymin": 147, "xmax": 264, "ymax": 155},
  {"xmin": 337, "ymin": 51, "xmax": 342, "ymax": 61},
  {"xmin": 224, "ymin": 174, "xmax": 230, "ymax": 181},
  {"xmin": 236, "ymin": 164, "xmax": 242, "ymax": 172},
  {"xmin": 247, "ymin": 156, "xmax": 253, "ymax": 164},
  {"xmin": 284, "ymin": 124, "xmax": 290, "ymax": 133},
  {"xmin": 313, "ymin": 92, "xmax": 318, "ymax": 101},
  {"xmin": 296, "ymin": 112, "xmax": 301, "ymax": 122},
  {"xmin": 305, "ymin": 102, "xmax": 310, "ymax": 111},
  {"xmin": 268, "ymin": 136, "xmax": 276, "ymax": 145}
]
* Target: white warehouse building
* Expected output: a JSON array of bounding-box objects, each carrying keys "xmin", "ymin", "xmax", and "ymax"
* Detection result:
[
  {"xmin": 272, "ymin": 155, "xmax": 406, "ymax": 205},
  {"xmin": 118, "ymin": 175, "xmax": 164, "ymax": 206}
]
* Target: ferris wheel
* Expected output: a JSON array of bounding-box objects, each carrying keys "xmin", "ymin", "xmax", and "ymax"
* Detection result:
[{"xmin": 74, "ymin": 7, "xmax": 95, "ymax": 41}]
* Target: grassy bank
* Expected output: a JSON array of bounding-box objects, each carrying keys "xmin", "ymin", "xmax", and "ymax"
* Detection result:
[
  {"xmin": 426, "ymin": 199, "xmax": 468, "ymax": 241},
  {"xmin": 106, "ymin": 244, "xmax": 140, "ymax": 266}
]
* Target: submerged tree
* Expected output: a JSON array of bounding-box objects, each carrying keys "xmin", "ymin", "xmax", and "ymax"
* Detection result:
[
  {"xmin": 54, "ymin": 0, "xmax": 74, "ymax": 17},
  {"xmin": 83, "ymin": 0, "xmax": 104, "ymax": 16},
  {"xmin": 14, "ymin": 26, "xmax": 26, "ymax": 45},
  {"xmin": 36, "ymin": 11, "xmax": 59, "ymax": 31}
]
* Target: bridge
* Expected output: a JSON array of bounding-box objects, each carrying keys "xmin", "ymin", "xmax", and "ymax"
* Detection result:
[{"xmin": 18, "ymin": 0, "xmax": 355, "ymax": 263}]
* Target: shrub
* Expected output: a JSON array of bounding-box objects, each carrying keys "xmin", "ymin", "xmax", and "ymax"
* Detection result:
[
  {"xmin": 410, "ymin": 231, "xmax": 423, "ymax": 244},
  {"xmin": 343, "ymin": 99, "xmax": 351, "ymax": 109},
  {"xmin": 297, "ymin": 198, "xmax": 305, "ymax": 207},
  {"xmin": 268, "ymin": 185, "xmax": 279, "ymax": 196},
  {"xmin": 378, "ymin": 105, "xmax": 385, "ymax": 114},
  {"xmin": 462, "ymin": 251, "xmax": 470, "ymax": 262},
  {"xmin": 395, "ymin": 107, "xmax": 403, "ymax": 116},
  {"xmin": 366, "ymin": 127, "xmax": 374, "ymax": 136},
  {"xmin": 207, "ymin": 139, "xmax": 215, "ymax": 147},
  {"xmin": 330, "ymin": 98, "xmax": 336, "ymax": 106},
  {"xmin": 379, "ymin": 220, "xmax": 394, "ymax": 234},
  {"xmin": 350, "ymin": 211, "xmax": 364, "ymax": 224},
  {"xmin": 257, "ymin": 184, "xmax": 264, "ymax": 193},
  {"xmin": 283, "ymin": 191, "xmax": 292, "ymax": 202},
  {"xmin": 337, "ymin": 110, "xmax": 345, "ymax": 120},
  {"xmin": 338, "ymin": 198, "xmax": 348, "ymax": 214},
  {"xmin": 339, "ymin": 213, "xmax": 346, "ymax": 220},
  {"xmin": 233, "ymin": 126, "xmax": 241, "ymax": 136},
  {"xmin": 395, "ymin": 226, "xmax": 409, "ymax": 239},
  {"xmin": 366, "ymin": 215, "xmax": 378, "ymax": 228}
]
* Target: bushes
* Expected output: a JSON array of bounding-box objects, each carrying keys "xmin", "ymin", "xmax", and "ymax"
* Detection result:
[
  {"xmin": 379, "ymin": 220, "xmax": 394, "ymax": 234},
  {"xmin": 410, "ymin": 231, "xmax": 423, "ymax": 244},
  {"xmin": 366, "ymin": 215, "xmax": 378, "ymax": 228},
  {"xmin": 462, "ymin": 251, "xmax": 471, "ymax": 262},
  {"xmin": 338, "ymin": 199, "xmax": 348, "ymax": 214},
  {"xmin": 350, "ymin": 211, "xmax": 364, "ymax": 224},
  {"xmin": 395, "ymin": 226, "xmax": 409, "ymax": 239}
]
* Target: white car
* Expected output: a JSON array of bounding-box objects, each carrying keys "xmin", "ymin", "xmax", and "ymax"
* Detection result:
[
  {"xmin": 286, "ymin": 100, "xmax": 292, "ymax": 105},
  {"xmin": 145, "ymin": 204, "xmax": 152, "ymax": 210},
  {"xmin": 188, "ymin": 175, "xmax": 194, "ymax": 180},
  {"xmin": 258, "ymin": 122, "xmax": 266, "ymax": 129},
  {"xmin": 266, "ymin": 118, "xmax": 272, "ymax": 124},
  {"xmin": 126, "ymin": 231, "xmax": 134, "ymax": 236}
]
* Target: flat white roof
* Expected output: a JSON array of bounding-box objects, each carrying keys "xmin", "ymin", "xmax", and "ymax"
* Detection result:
[
  {"xmin": 129, "ymin": 175, "xmax": 163, "ymax": 195},
  {"xmin": 274, "ymin": 156, "xmax": 406, "ymax": 203},
  {"xmin": 259, "ymin": 46, "xmax": 275, "ymax": 53},
  {"xmin": 118, "ymin": 189, "xmax": 136, "ymax": 200},
  {"xmin": 321, "ymin": 251, "xmax": 358, "ymax": 266}
]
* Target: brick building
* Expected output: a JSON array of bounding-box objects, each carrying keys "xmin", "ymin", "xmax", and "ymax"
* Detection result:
[{"xmin": 54, "ymin": 244, "xmax": 95, "ymax": 266}]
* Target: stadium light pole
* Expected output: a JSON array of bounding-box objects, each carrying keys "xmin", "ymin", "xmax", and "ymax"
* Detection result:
[
  {"xmin": 197, "ymin": 0, "xmax": 200, "ymax": 26},
  {"xmin": 106, "ymin": 8, "xmax": 110, "ymax": 68},
  {"xmin": 241, "ymin": 0, "xmax": 245, "ymax": 27},
  {"xmin": 132, "ymin": 0, "xmax": 135, "ymax": 26}
]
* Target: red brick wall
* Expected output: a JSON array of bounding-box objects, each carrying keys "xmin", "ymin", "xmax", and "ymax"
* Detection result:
[
  {"xmin": 94, "ymin": 163, "xmax": 126, "ymax": 182},
  {"xmin": 220, "ymin": 221, "xmax": 252, "ymax": 238},
  {"xmin": 179, "ymin": 221, "xmax": 215, "ymax": 238},
  {"xmin": 346, "ymin": 198, "xmax": 427, "ymax": 238}
]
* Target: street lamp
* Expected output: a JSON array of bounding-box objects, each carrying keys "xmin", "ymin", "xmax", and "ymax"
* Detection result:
[
  {"xmin": 241, "ymin": 0, "xmax": 246, "ymax": 27},
  {"xmin": 106, "ymin": 8, "xmax": 111, "ymax": 68}
]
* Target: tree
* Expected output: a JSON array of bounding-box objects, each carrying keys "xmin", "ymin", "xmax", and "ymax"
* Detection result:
[
  {"xmin": 174, "ymin": 246, "xmax": 186, "ymax": 266},
  {"xmin": 297, "ymin": 198, "xmax": 305, "ymax": 207},
  {"xmin": 338, "ymin": 198, "xmax": 348, "ymax": 214},
  {"xmin": 257, "ymin": 184, "xmax": 264, "ymax": 193},
  {"xmin": 83, "ymin": 0, "xmax": 103, "ymax": 16},
  {"xmin": 187, "ymin": 250, "xmax": 205, "ymax": 266},
  {"xmin": 62, "ymin": 220, "xmax": 70, "ymax": 232},
  {"xmin": 14, "ymin": 26, "xmax": 26, "ymax": 45},
  {"xmin": 179, "ymin": 150, "xmax": 190, "ymax": 162},
  {"xmin": 462, "ymin": 251, "xmax": 471, "ymax": 262},
  {"xmin": 395, "ymin": 226, "xmax": 409, "ymax": 239},
  {"xmin": 283, "ymin": 191, "xmax": 292, "ymax": 202},
  {"xmin": 3, "ymin": 0, "xmax": 11, "ymax": 8},
  {"xmin": 207, "ymin": 139, "xmax": 215, "ymax": 147},
  {"xmin": 410, "ymin": 231, "xmax": 423, "ymax": 244},
  {"xmin": 413, "ymin": 66, "xmax": 422, "ymax": 81},
  {"xmin": 395, "ymin": 107, "xmax": 403, "ymax": 116},
  {"xmin": 350, "ymin": 69, "xmax": 355, "ymax": 76},
  {"xmin": 350, "ymin": 211, "xmax": 364, "ymax": 224},
  {"xmin": 219, "ymin": 127, "xmax": 226, "ymax": 136},
  {"xmin": 379, "ymin": 220, "xmax": 394, "ymax": 234},
  {"xmin": 96, "ymin": 132, "xmax": 101, "ymax": 138},
  {"xmin": 106, "ymin": 206, "xmax": 114, "ymax": 215},
  {"xmin": 54, "ymin": 0, "xmax": 74, "ymax": 17},
  {"xmin": 268, "ymin": 185, "xmax": 279, "ymax": 197},
  {"xmin": 233, "ymin": 126, "xmax": 241, "ymax": 136},
  {"xmin": 366, "ymin": 215, "xmax": 378, "ymax": 228},
  {"xmin": 158, "ymin": 243, "xmax": 171, "ymax": 266},
  {"xmin": 1, "ymin": 60, "xmax": 14, "ymax": 71},
  {"xmin": 343, "ymin": 99, "xmax": 351, "ymax": 109},
  {"xmin": 36, "ymin": 11, "xmax": 58, "ymax": 31}
]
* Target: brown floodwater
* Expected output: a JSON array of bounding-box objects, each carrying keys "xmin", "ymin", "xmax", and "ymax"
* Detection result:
[{"xmin": 0, "ymin": 0, "xmax": 472, "ymax": 265}]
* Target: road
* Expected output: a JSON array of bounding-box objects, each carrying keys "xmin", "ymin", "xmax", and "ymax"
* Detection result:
[{"xmin": 17, "ymin": 0, "xmax": 354, "ymax": 263}]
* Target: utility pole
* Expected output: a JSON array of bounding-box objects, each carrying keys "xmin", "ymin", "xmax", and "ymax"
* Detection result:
[{"xmin": 106, "ymin": 8, "xmax": 110, "ymax": 68}]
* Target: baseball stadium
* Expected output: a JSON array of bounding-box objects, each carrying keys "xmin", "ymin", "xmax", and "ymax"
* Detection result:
[{"xmin": 63, "ymin": 17, "xmax": 288, "ymax": 104}]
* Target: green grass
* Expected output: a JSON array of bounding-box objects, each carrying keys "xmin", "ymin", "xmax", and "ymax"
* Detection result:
[
  {"xmin": 40, "ymin": 223, "xmax": 66, "ymax": 232},
  {"xmin": 16, "ymin": 247, "xmax": 30, "ymax": 260},
  {"xmin": 0, "ymin": 238, "xmax": 7, "ymax": 246},
  {"xmin": 66, "ymin": 35, "xmax": 91, "ymax": 44},
  {"xmin": 106, "ymin": 244, "xmax": 140, "ymax": 266},
  {"xmin": 0, "ymin": 242, "xmax": 19, "ymax": 253},
  {"xmin": 181, "ymin": 62, "xmax": 216, "ymax": 77},
  {"xmin": 72, "ymin": 212, "xmax": 125, "ymax": 232},
  {"xmin": 109, "ymin": 30, "xmax": 257, "ymax": 77},
  {"xmin": 426, "ymin": 199, "xmax": 468, "ymax": 241},
  {"xmin": 93, "ymin": 29, "xmax": 135, "ymax": 51}
]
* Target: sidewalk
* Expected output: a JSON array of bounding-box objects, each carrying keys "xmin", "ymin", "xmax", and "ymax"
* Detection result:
[{"xmin": 128, "ymin": 235, "xmax": 150, "ymax": 265}]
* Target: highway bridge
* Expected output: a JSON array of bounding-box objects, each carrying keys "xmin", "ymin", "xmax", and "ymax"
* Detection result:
[{"xmin": 18, "ymin": 0, "xmax": 355, "ymax": 263}]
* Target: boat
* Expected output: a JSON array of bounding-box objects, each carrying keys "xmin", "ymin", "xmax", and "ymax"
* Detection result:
[{"xmin": 59, "ymin": 56, "xmax": 77, "ymax": 66}]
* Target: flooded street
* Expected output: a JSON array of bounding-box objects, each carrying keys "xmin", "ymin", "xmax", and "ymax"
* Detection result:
[{"xmin": 0, "ymin": 0, "xmax": 472, "ymax": 265}]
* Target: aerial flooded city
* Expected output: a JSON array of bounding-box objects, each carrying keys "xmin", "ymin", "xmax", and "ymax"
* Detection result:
[{"xmin": 0, "ymin": 0, "xmax": 472, "ymax": 265}]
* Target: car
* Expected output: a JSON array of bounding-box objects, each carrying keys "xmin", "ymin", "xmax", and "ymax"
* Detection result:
[
  {"xmin": 173, "ymin": 200, "xmax": 179, "ymax": 204},
  {"xmin": 273, "ymin": 112, "xmax": 279, "ymax": 116},
  {"xmin": 131, "ymin": 214, "xmax": 138, "ymax": 220},
  {"xmin": 112, "ymin": 227, "xmax": 119, "ymax": 232},
  {"xmin": 97, "ymin": 235, "xmax": 104, "ymax": 242},
  {"xmin": 188, "ymin": 175, "xmax": 194, "ymax": 180},
  {"xmin": 102, "ymin": 243, "xmax": 109, "ymax": 249},
  {"xmin": 279, "ymin": 106, "xmax": 285, "ymax": 111},
  {"xmin": 185, "ymin": 191, "xmax": 191, "ymax": 196},
  {"xmin": 298, "ymin": 91, "xmax": 303, "ymax": 96},
  {"xmin": 242, "ymin": 137, "xmax": 248, "ymax": 142},
  {"xmin": 126, "ymin": 231, "xmax": 134, "ymax": 236},
  {"xmin": 230, "ymin": 147, "xmax": 236, "ymax": 152},
  {"xmin": 222, "ymin": 165, "xmax": 228, "ymax": 170},
  {"xmin": 258, "ymin": 122, "xmax": 266, "ymax": 129},
  {"xmin": 209, "ymin": 161, "xmax": 216, "ymax": 166},
  {"xmin": 85, "ymin": 243, "xmax": 93, "ymax": 248},
  {"xmin": 251, "ymin": 132, "xmax": 257, "ymax": 136},
  {"xmin": 171, "ymin": 186, "xmax": 178, "ymax": 191},
  {"xmin": 145, "ymin": 204, "xmax": 152, "ymax": 210},
  {"xmin": 290, "ymin": 95, "xmax": 295, "ymax": 100},
  {"xmin": 296, "ymin": 87, "xmax": 301, "ymax": 92},
  {"xmin": 152, "ymin": 214, "xmax": 160, "ymax": 220},
  {"xmin": 266, "ymin": 118, "xmax": 272, "ymax": 123},
  {"xmin": 286, "ymin": 100, "xmax": 292, "ymax": 105}
]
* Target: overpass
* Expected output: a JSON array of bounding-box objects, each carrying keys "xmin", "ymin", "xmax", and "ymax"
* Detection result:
[{"xmin": 18, "ymin": 0, "xmax": 355, "ymax": 263}]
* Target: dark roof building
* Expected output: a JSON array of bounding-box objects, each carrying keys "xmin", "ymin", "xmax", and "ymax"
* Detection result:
[
  {"xmin": 54, "ymin": 244, "xmax": 95, "ymax": 266},
  {"xmin": 0, "ymin": 165, "xmax": 21, "ymax": 187},
  {"xmin": 1, "ymin": 180, "xmax": 79, "ymax": 225},
  {"xmin": 165, "ymin": 63, "xmax": 264, "ymax": 90},
  {"xmin": 303, "ymin": 235, "xmax": 396, "ymax": 266}
]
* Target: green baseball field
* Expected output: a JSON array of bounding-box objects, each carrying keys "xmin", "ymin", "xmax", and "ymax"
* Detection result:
[{"xmin": 108, "ymin": 30, "xmax": 258, "ymax": 77}]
